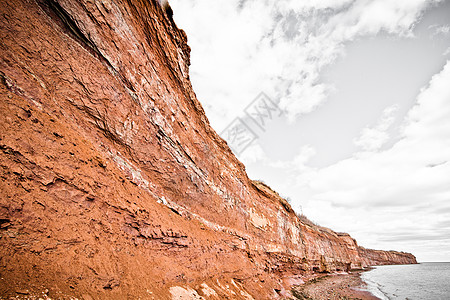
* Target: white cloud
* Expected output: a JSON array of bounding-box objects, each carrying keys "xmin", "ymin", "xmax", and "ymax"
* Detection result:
[
  {"xmin": 239, "ymin": 142, "xmax": 267, "ymax": 165},
  {"xmin": 353, "ymin": 104, "xmax": 399, "ymax": 151},
  {"xmin": 302, "ymin": 60, "xmax": 450, "ymax": 206},
  {"xmin": 430, "ymin": 24, "xmax": 450, "ymax": 36},
  {"xmin": 444, "ymin": 46, "xmax": 450, "ymax": 56},
  {"xmin": 171, "ymin": 0, "xmax": 439, "ymax": 128},
  {"xmin": 293, "ymin": 145, "xmax": 317, "ymax": 167}
]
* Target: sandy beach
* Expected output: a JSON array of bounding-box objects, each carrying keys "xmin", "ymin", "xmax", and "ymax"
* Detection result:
[{"xmin": 291, "ymin": 270, "xmax": 379, "ymax": 300}]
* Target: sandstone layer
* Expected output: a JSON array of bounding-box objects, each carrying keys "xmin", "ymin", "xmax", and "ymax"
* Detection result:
[{"xmin": 0, "ymin": 0, "xmax": 416, "ymax": 299}]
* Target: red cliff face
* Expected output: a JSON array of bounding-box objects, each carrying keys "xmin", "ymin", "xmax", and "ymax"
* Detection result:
[{"xmin": 0, "ymin": 0, "xmax": 416, "ymax": 298}]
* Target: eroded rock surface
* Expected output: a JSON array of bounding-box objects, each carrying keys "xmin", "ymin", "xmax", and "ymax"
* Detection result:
[{"xmin": 0, "ymin": 0, "xmax": 416, "ymax": 298}]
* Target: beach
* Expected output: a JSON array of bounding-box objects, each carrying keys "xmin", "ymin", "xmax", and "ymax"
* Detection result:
[{"xmin": 291, "ymin": 270, "xmax": 379, "ymax": 300}]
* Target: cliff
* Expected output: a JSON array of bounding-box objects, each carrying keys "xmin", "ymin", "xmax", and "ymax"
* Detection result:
[{"xmin": 0, "ymin": 0, "xmax": 416, "ymax": 299}]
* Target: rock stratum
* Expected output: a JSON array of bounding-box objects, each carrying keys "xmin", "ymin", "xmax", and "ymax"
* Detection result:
[{"xmin": 0, "ymin": 0, "xmax": 417, "ymax": 299}]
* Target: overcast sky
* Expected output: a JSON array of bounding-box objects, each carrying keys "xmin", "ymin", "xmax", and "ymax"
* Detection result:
[{"xmin": 170, "ymin": 0, "xmax": 450, "ymax": 262}]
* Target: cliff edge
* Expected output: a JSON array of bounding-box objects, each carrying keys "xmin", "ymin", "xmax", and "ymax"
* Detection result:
[{"xmin": 0, "ymin": 0, "xmax": 416, "ymax": 299}]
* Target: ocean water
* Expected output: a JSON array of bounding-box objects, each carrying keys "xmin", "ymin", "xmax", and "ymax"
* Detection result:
[{"xmin": 361, "ymin": 262, "xmax": 450, "ymax": 300}]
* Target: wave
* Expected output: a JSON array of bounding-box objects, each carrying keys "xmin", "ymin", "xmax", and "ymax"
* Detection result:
[{"xmin": 363, "ymin": 277, "xmax": 390, "ymax": 300}]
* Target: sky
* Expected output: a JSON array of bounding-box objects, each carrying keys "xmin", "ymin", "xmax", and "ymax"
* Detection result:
[{"xmin": 170, "ymin": 0, "xmax": 450, "ymax": 262}]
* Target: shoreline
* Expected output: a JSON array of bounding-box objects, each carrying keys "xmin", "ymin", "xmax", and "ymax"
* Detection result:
[{"xmin": 291, "ymin": 269, "xmax": 379, "ymax": 300}]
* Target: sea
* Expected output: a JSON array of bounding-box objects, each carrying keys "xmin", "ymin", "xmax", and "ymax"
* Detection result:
[{"xmin": 361, "ymin": 262, "xmax": 450, "ymax": 300}]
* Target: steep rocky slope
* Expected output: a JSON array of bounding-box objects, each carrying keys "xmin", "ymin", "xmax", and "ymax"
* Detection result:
[{"xmin": 0, "ymin": 0, "xmax": 416, "ymax": 298}]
